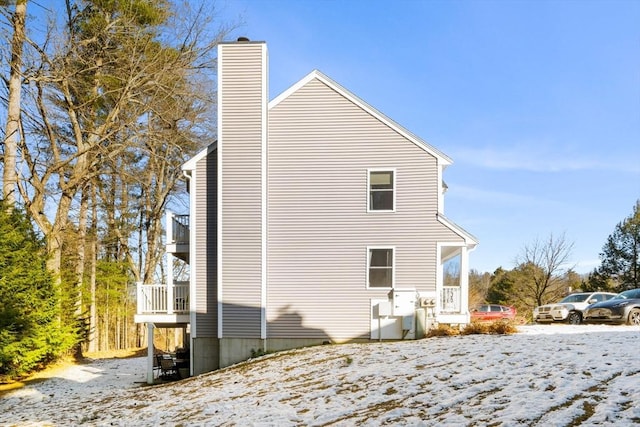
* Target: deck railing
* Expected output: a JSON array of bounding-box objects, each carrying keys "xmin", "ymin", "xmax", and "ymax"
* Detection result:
[
  {"xmin": 441, "ymin": 286, "xmax": 461, "ymax": 313},
  {"xmin": 166, "ymin": 212, "xmax": 189, "ymax": 245},
  {"xmin": 136, "ymin": 281, "xmax": 189, "ymax": 314}
]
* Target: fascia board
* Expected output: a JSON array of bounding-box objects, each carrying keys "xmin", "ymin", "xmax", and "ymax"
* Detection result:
[
  {"xmin": 268, "ymin": 70, "xmax": 320, "ymax": 109},
  {"xmin": 438, "ymin": 213, "xmax": 479, "ymax": 248},
  {"xmin": 182, "ymin": 142, "xmax": 217, "ymax": 171}
]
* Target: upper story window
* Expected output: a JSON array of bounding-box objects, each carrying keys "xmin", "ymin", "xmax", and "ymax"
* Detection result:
[
  {"xmin": 368, "ymin": 169, "xmax": 395, "ymax": 212},
  {"xmin": 367, "ymin": 247, "xmax": 394, "ymax": 288}
]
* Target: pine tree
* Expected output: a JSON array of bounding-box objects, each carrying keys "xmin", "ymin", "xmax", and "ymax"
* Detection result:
[
  {"xmin": 592, "ymin": 201, "xmax": 640, "ymax": 291},
  {"xmin": 486, "ymin": 267, "xmax": 515, "ymax": 305},
  {"xmin": 0, "ymin": 202, "xmax": 77, "ymax": 380}
]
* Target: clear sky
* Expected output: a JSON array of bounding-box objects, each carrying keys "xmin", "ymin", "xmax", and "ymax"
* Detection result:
[{"xmin": 216, "ymin": 0, "xmax": 640, "ymax": 275}]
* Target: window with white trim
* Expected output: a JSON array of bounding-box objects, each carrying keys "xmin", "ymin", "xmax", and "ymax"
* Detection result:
[
  {"xmin": 368, "ymin": 169, "xmax": 395, "ymax": 211},
  {"xmin": 368, "ymin": 247, "xmax": 394, "ymax": 288}
]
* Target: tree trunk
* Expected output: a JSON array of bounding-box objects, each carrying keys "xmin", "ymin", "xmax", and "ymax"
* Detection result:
[
  {"xmin": 2, "ymin": 0, "xmax": 26, "ymax": 207},
  {"xmin": 76, "ymin": 186, "xmax": 89, "ymax": 316},
  {"xmin": 43, "ymin": 191, "xmax": 73, "ymax": 281},
  {"xmin": 87, "ymin": 187, "xmax": 98, "ymax": 353}
]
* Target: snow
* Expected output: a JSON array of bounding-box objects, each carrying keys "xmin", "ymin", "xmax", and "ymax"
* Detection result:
[{"xmin": 1, "ymin": 324, "xmax": 639, "ymax": 426}]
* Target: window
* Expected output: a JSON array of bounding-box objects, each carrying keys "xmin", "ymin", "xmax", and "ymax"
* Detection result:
[
  {"xmin": 368, "ymin": 169, "xmax": 394, "ymax": 211},
  {"xmin": 443, "ymin": 254, "xmax": 461, "ymax": 287},
  {"xmin": 368, "ymin": 247, "xmax": 394, "ymax": 288}
]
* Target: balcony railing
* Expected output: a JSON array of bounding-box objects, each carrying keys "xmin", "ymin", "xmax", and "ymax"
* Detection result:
[
  {"xmin": 167, "ymin": 212, "xmax": 189, "ymax": 245},
  {"xmin": 136, "ymin": 281, "xmax": 189, "ymax": 314},
  {"xmin": 441, "ymin": 286, "xmax": 461, "ymax": 313}
]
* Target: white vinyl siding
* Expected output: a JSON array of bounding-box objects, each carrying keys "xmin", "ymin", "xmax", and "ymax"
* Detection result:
[
  {"xmin": 267, "ymin": 77, "xmax": 464, "ymax": 340},
  {"xmin": 192, "ymin": 151, "xmax": 218, "ymax": 337},
  {"xmin": 218, "ymin": 42, "xmax": 266, "ymax": 338}
]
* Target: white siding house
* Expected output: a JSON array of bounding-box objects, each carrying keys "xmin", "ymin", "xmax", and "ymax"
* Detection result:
[{"xmin": 135, "ymin": 39, "xmax": 477, "ymax": 382}]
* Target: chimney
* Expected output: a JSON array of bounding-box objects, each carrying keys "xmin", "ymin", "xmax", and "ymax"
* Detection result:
[{"xmin": 216, "ymin": 40, "xmax": 268, "ymax": 337}]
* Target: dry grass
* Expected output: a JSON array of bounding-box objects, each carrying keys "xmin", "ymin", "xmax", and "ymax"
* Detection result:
[{"xmin": 83, "ymin": 347, "xmax": 147, "ymax": 360}]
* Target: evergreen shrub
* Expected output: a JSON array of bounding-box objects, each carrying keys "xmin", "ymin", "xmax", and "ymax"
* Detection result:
[{"xmin": 0, "ymin": 202, "xmax": 76, "ymax": 380}]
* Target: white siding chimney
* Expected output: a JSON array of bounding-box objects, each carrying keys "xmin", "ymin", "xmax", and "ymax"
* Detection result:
[{"xmin": 217, "ymin": 40, "xmax": 268, "ymax": 338}]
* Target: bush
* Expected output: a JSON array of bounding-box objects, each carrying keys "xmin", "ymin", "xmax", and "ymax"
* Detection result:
[
  {"xmin": 461, "ymin": 320, "xmax": 518, "ymax": 335},
  {"xmin": 425, "ymin": 320, "xmax": 518, "ymax": 338},
  {"xmin": 425, "ymin": 324, "xmax": 461, "ymax": 337},
  {"xmin": 461, "ymin": 322, "xmax": 491, "ymax": 335},
  {"xmin": 487, "ymin": 320, "xmax": 518, "ymax": 335}
]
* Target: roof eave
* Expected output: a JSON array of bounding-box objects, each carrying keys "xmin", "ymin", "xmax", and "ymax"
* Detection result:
[
  {"xmin": 438, "ymin": 213, "xmax": 479, "ymax": 249},
  {"xmin": 182, "ymin": 141, "xmax": 217, "ymax": 171}
]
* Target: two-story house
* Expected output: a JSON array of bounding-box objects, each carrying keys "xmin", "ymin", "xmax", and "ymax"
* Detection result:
[{"xmin": 135, "ymin": 38, "xmax": 477, "ymax": 383}]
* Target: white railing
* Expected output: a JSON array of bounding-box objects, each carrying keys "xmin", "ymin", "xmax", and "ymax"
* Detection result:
[
  {"xmin": 137, "ymin": 281, "xmax": 189, "ymax": 314},
  {"xmin": 441, "ymin": 286, "xmax": 461, "ymax": 313},
  {"xmin": 166, "ymin": 211, "xmax": 189, "ymax": 245}
]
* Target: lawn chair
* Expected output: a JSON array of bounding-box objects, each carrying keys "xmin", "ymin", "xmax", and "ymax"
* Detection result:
[
  {"xmin": 153, "ymin": 354, "xmax": 163, "ymax": 379},
  {"xmin": 158, "ymin": 354, "xmax": 180, "ymax": 380}
]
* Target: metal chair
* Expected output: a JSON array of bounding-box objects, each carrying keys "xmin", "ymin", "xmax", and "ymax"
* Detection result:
[
  {"xmin": 153, "ymin": 354, "xmax": 163, "ymax": 379},
  {"xmin": 158, "ymin": 354, "xmax": 180, "ymax": 380}
]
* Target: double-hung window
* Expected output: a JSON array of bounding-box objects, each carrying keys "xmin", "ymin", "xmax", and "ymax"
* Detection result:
[
  {"xmin": 368, "ymin": 247, "xmax": 394, "ymax": 288},
  {"xmin": 368, "ymin": 169, "xmax": 395, "ymax": 212}
]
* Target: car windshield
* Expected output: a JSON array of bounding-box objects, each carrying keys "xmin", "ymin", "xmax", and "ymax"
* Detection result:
[
  {"xmin": 559, "ymin": 294, "xmax": 590, "ymax": 303},
  {"xmin": 612, "ymin": 290, "xmax": 640, "ymax": 300}
]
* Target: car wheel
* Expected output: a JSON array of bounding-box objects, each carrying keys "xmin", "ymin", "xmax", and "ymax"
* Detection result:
[
  {"xmin": 627, "ymin": 308, "xmax": 640, "ymax": 326},
  {"xmin": 567, "ymin": 312, "xmax": 582, "ymax": 325}
]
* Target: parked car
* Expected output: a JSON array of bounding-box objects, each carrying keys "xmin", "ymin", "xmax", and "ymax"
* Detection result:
[
  {"xmin": 471, "ymin": 304, "xmax": 517, "ymax": 321},
  {"xmin": 583, "ymin": 288, "xmax": 640, "ymax": 325},
  {"xmin": 533, "ymin": 292, "xmax": 617, "ymax": 325}
]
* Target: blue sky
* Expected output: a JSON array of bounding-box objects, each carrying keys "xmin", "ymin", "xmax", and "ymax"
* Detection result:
[{"xmin": 217, "ymin": 0, "xmax": 640, "ymax": 275}]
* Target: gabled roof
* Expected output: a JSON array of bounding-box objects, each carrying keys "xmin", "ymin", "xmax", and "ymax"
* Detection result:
[
  {"xmin": 269, "ymin": 70, "xmax": 453, "ymax": 166},
  {"xmin": 183, "ymin": 141, "xmax": 217, "ymax": 171}
]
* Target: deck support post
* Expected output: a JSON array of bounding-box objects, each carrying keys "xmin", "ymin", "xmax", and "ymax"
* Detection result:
[
  {"xmin": 147, "ymin": 323, "xmax": 155, "ymax": 384},
  {"xmin": 167, "ymin": 252, "xmax": 174, "ymax": 314}
]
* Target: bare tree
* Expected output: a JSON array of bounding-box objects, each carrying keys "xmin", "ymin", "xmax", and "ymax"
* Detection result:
[
  {"xmin": 468, "ymin": 269, "xmax": 492, "ymax": 307},
  {"xmin": 515, "ymin": 232, "xmax": 575, "ymax": 307},
  {"xmin": 4, "ymin": 0, "xmax": 235, "ymax": 352}
]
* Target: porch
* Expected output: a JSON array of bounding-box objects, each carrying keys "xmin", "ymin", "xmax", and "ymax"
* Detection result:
[
  {"xmin": 437, "ymin": 242, "xmax": 472, "ymax": 324},
  {"xmin": 133, "ymin": 281, "xmax": 190, "ymax": 324},
  {"xmin": 134, "ymin": 210, "xmax": 191, "ymax": 324}
]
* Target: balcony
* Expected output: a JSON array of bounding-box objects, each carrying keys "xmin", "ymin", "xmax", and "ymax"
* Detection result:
[
  {"xmin": 167, "ymin": 211, "xmax": 189, "ymax": 263},
  {"xmin": 134, "ymin": 281, "xmax": 190, "ymax": 325}
]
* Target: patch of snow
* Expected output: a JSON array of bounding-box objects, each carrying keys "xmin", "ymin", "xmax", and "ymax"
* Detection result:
[{"xmin": 1, "ymin": 324, "xmax": 639, "ymax": 426}]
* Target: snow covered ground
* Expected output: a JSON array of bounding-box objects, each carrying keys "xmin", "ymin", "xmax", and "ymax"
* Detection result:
[{"xmin": 1, "ymin": 324, "xmax": 639, "ymax": 426}]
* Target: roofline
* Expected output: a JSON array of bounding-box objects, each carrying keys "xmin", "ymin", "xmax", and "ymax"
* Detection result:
[
  {"xmin": 269, "ymin": 70, "xmax": 453, "ymax": 165},
  {"xmin": 182, "ymin": 141, "xmax": 217, "ymax": 171},
  {"xmin": 437, "ymin": 213, "xmax": 479, "ymax": 248}
]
